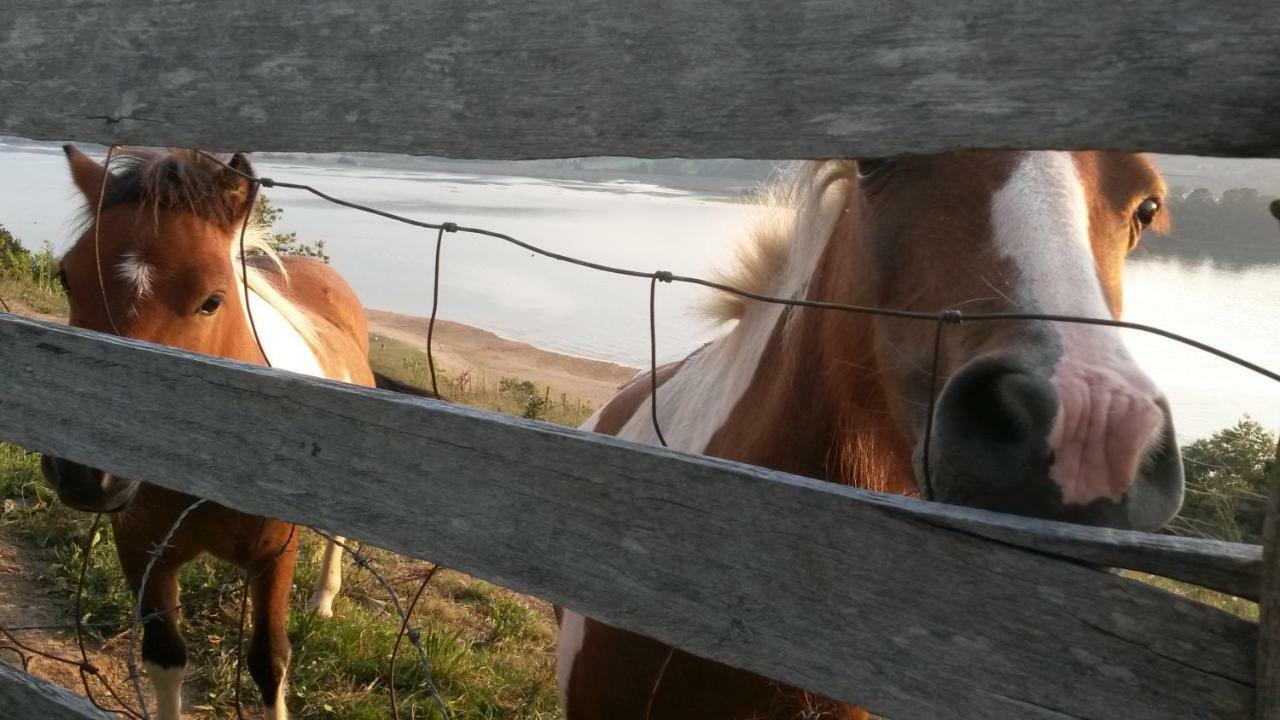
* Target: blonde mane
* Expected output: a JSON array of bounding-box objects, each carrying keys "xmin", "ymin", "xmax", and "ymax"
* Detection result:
[
  {"xmin": 234, "ymin": 222, "xmax": 322, "ymax": 353},
  {"xmin": 702, "ymin": 160, "xmax": 857, "ymax": 322}
]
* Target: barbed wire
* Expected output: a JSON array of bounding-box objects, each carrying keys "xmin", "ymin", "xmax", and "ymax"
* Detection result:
[
  {"xmin": 77, "ymin": 514, "xmax": 145, "ymax": 719},
  {"xmin": 232, "ymin": 520, "xmax": 297, "ymax": 720},
  {"xmin": 196, "ymin": 150, "xmax": 1280, "ymax": 387},
  {"xmin": 3, "ymin": 147, "xmax": 1277, "ymax": 719},
  {"xmin": 199, "ymin": 148, "xmax": 1280, "ymax": 499},
  {"xmin": 128, "ymin": 498, "xmax": 207, "ymax": 719},
  {"xmin": 0, "ymin": 512, "xmax": 146, "ymax": 719},
  {"xmin": 308, "ymin": 528, "xmax": 452, "ymax": 720},
  {"xmin": 390, "ymin": 563, "xmax": 442, "ymax": 720}
]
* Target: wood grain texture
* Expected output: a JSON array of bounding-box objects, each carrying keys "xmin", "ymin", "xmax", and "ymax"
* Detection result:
[
  {"xmin": 879, "ymin": 498, "xmax": 1263, "ymax": 601},
  {"xmin": 1, "ymin": 1, "xmax": 1278, "ymax": 159},
  {"xmin": 0, "ymin": 664, "xmax": 113, "ymax": 719},
  {"xmin": 1258, "ymin": 464, "xmax": 1280, "ymax": 719},
  {"xmin": 0, "ymin": 314, "xmax": 1258, "ymax": 719}
]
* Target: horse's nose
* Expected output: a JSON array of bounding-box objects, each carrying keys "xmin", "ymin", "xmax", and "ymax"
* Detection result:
[
  {"xmin": 39, "ymin": 456, "xmax": 139, "ymax": 513},
  {"xmin": 922, "ymin": 356, "xmax": 1060, "ymax": 511},
  {"xmin": 922, "ymin": 355, "xmax": 1183, "ymax": 530}
]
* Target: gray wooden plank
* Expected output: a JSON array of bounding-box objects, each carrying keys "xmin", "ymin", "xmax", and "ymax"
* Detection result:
[
  {"xmin": 0, "ymin": 664, "xmax": 112, "ymax": 720},
  {"xmin": 876, "ymin": 498, "xmax": 1263, "ymax": 601},
  {"xmin": 1, "ymin": 1, "xmax": 1278, "ymax": 159},
  {"xmin": 1258, "ymin": 465, "xmax": 1280, "ymax": 719},
  {"xmin": 0, "ymin": 313, "xmax": 1258, "ymax": 719}
]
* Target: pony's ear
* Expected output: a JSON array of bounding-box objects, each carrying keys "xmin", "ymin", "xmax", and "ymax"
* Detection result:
[
  {"xmin": 222, "ymin": 152, "xmax": 257, "ymax": 216},
  {"xmin": 63, "ymin": 144, "xmax": 107, "ymax": 201}
]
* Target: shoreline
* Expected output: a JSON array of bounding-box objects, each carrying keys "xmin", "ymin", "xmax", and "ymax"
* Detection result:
[{"xmin": 366, "ymin": 309, "xmax": 638, "ymax": 407}]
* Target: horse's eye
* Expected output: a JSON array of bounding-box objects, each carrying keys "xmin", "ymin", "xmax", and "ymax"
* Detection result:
[
  {"xmin": 1135, "ymin": 197, "xmax": 1161, "ymax": 227},
  {"xmin": 857, "ymin": 158, "xmax": 893, "ymax": 179},
  {"xmin": 197, "ymin": 293, "xmax": 224, "ymax": 316},
  {"xmin": 58, "ymin": 269, "xmax": 70, "ymax": 294}
]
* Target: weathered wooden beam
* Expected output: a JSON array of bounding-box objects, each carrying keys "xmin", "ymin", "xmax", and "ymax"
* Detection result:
[
  {"xmin": 881, "ymin": 499, "xmax": 1263, "ymax": 601},
  {"xmin": 0, "ymin": 314, "xmax": 1258, "ymax": 719},
  {"xmin": 1257, "ymin": 450, "xmax": 1280, "ymax": 719},
  {"xmin": 0, "ymin": 664, "xmax": 113, "ymax": 720},
  {"xmin": 1, "ymin": 1, "xmax": 1278, "ymax": 159}
]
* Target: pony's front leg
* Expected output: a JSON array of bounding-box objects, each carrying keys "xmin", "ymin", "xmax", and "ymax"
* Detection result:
[
  {"xmin": 115, "ymin": 513, "xmax": 193, "ymax": 720},
  {"xmin": 124, "ymin": 562, "xmax": 186, "ymax": 720},
  {"xmin": 249, "ymin": 525, "xmax": 299, "ymax": 720},
  {"xmin": 306, "ymin": 535, "xmax": 344, "ymax": 618}
]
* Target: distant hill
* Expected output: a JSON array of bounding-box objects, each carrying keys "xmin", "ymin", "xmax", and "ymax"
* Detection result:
[
  {"xmin": 1141, "ymin": 185, "xmax": 1280, "ymax": 269},
  {"xmin": 5, "ymin": 136, "xmax": 1277, "ymax": 265}
]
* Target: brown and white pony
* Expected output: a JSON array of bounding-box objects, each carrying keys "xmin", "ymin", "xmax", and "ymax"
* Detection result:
[
  {"xmin": 41, "ymin": 146, "xmax": 375, "ymax": 720},
  {"xmin": 557, "ymin": 151, "xmax": 1183, "ymax": 719}
]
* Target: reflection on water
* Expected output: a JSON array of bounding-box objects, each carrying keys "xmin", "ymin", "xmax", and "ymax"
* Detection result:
[
  {"xmin": 1, "ymin": 142, "xmax": 1277, "ymax": 441},
  {"xmin": 1124, "ymin": 258, "xmax": 1280, "ymax": 441}
]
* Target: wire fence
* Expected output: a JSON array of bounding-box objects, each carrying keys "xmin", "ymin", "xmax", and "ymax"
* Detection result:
[{"xmin": 0, "ymin": 145, "xmax": 1277, "ymax": 718}]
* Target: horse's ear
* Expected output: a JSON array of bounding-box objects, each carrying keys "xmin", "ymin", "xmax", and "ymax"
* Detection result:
[
  {"xmin": 63, "ymin": 145, "xmax": 106, "ymax": 201},
  {"xmin": 222, "ymin": 152, "xmax": 256, "ymax": 216}
]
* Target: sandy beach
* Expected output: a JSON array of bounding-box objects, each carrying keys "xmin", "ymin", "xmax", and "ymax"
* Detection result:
[{"xmin": 366, "ymin": 309, "xmax": 638, "ymax": 407}]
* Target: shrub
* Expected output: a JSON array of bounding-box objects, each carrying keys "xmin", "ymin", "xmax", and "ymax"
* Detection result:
[
  {"xmin": 252, "ymin": 195, "xmax": 330, "ymax": 263},
  {"xmin": 1170, "ymin": 416, "xmax": 1277, "ymax": 543}
]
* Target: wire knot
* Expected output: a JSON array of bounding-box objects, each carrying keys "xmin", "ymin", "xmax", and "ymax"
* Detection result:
[
  {"xmin": 442, "ymin": 222, "xmax": 459, "ymax": 233},
  {"xmin": 407, "ymin": 628, "xmax": 421, "ymax": 645},
  {"xmin": 653, "ymin": 270, "xmax": 674, "ymax": 283},
  {"xmin": 939, "ymin": 309, "xmax": 965, "ymax": 325},
  {"xmin": 257, "ymin": 177, "xmax": 276, "ymax": 188},
  {"xmin": 80, "ymin": 661, "xmax": 99, "ymax": 675}
]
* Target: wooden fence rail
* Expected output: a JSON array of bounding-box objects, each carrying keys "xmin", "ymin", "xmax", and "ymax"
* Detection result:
[
  {"xmin": 1, "ymin": 0, "xmax": 1279, "ymax": 159},
  {"xmin": 0, "ymin": 663, "xmax": 112, "ymax": 720},
  {"xmin": 0, "ymin": 313, "xmax": 1262, "ymax": 720},
  {"xmin": 2, "ymin": 2, "xmax": 1279, "ymax": 713}
]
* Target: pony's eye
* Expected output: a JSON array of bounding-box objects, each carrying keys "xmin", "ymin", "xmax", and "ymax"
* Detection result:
[
  {"xmin": 857, "ymin": 158, "xmax": 893, "ymax": 179},
  {"xmin": 197, "ymin": 293, "xmax": 224, "ymax": 316},
  {"xmin": 58, "ymin": 269, "xmax": 70, "ymax": 294},
  {"xmin": 1135, "ymin": 197, "xmax": 1161, "ymax": 227}
]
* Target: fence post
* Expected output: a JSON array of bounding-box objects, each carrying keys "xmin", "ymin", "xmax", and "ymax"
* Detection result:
[{"xmin": 1258, "ymin": 439, "xmax": 1280, "ymax": 719}]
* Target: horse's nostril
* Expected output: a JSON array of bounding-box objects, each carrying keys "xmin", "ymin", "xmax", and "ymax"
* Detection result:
[{"xmin": 940, "ymin": 359, "xmax": 1057, "ymax": 445}]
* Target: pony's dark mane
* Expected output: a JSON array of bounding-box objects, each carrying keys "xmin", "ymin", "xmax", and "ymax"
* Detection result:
[{"xmin": 86, "ymin": 149, "xmax": 247, "ymax": 231}]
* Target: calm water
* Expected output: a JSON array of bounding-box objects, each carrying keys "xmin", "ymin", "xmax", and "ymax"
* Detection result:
[{"xmin": 2, "ymin": 142, "xmax": 1277, "ymax": 441}]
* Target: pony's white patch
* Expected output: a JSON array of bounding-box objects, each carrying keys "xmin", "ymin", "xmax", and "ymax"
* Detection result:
[
  {"xmin": 231, "ymin": 224, "xmax": 323, "ymax": 369},
  {"xmin": 990, "ymin": 152, "xmax": 1111, "ymax": 319},
  {"xmin": 615, "ymin": 163, "xmax": 852, "ymax": 452},
  {"xmin": 244, "ymin": 288, "xmax": 325, "ymax": 377},
  {"xmin": 115, "ymin": 251, "xmax": 154, "ymax": 299},
  {"xmin": 267, "ymin": 673, "xmax": 290, "ymax": 720},
  {"xmin": 145, "ymin": 662, "xmax": 184, "ymax": 720},
  {"xmin": 989, "ymin": 151, "xmax": 1155, "ymax": 368},
  {"xmin": 992, "ymin": 152, "xmax": 1164, "ymax": 507},
  {"xmin": 229, "ymin": 225, "xmax": 325, "ymax": 377},
  {"xmin": 559, "ymin": 165, "xmax": 852, "ymax": 712},
  {"xmin": 556, "ymin": 609, "xmax": 587, "ymax": 710}
]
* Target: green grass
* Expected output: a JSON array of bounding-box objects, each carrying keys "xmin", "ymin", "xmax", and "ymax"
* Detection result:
[{"xmin": 1125, "ymin": 571, "xmax": 1258, "ymax": 620}]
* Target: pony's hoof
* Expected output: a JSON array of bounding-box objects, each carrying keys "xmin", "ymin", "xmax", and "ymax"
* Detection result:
[{"xmin": 307, "ymin": 591, "xmax": 336, "ymax": 619}]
